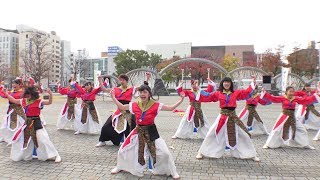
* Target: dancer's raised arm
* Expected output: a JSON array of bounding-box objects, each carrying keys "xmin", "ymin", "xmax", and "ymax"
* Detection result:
[
  {"xmin": 110, "ymin": 89, "xmax": 129, "ymax": 110},
  {"xmin": 161, "ymin": 93, "xmax": 185, "ymax": 111}
]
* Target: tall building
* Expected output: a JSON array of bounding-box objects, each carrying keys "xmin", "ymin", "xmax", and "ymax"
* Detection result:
[
  {"xmin": 17, "ymin": 25, "xmax": 61, "ymax": 88},
  {"xmin": 146, "ymin": 42, "xmax": 192, "ymax": 59},
  {"xmin": 192, "ymin": 45, "xmax": 255, "ymax": 65},
  {"xmin": 61, "ymin": 40, "xmax": 72, "ymax": 85},
  {"xmin": 0, "ymin": 28, "xmax": 19, "ymax": 77},
  {"xmin": 107, "ymin": 46, "xmax": 122, "ymax": 75}
]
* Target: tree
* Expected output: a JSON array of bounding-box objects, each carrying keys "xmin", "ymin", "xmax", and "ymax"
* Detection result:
[
  {"xmin": 72, "ymin": 50, "xmax": 91, "ymax": 82},
  {"xmin": 114, "ymin": 49, "xmax": 162, "ymax": 75},
  {"xmin": 20, "ymin": 33, "xmax": 58, "ymax": 83},
  {"xmin": 287, "ymin": 46, "xmax": 318, "ymax": 78},
  {"xmin": 222, "ymin": 55, "xmax": 240, "ymax": 72},
  {"xmin": 156, "ymin": 56, "xmax": 182, "ymax": 86},
  {"xmin": 258, "ymin": 48, "xmax": 283, "ymax": 75}
]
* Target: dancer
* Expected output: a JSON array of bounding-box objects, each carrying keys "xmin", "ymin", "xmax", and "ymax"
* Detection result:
[
  {"xmin": 96, "ymin": 73, "xmax": 150, "ymax": 147},
  {"xmin": 2, "ymin": 87, "xmax": 61, "ymax": 162},
  {"xmin": 73, "ymin": 80, "xmax": 105, "ymax": 135},
  {"xmin": 110, "ymin": 82, "xmax": 183, "ymax": 179},
  {"xmin": 0, "ymin": 79, "xmax": 25, "ymax": 143},
  {"xmin": 294, "ymin": 83, "xmax": 320, "ymax": 130},
  {"xmin": 172, "ymin": 79, "xmax": 216, "ymax": 139},
  {"xmin": 196, "ymin": 76, "xmax": 260, "ymax": 161},
  {"xmin": 261, "ymin": 86, "xmax": 320, "ymax": 149},
  {"xmin": 238, "ymin": 85, "xmax": 270, "ymax": 135},
  {"xmin": 56, "ymin": 78, "xmax": 80, "ymax": 130}
]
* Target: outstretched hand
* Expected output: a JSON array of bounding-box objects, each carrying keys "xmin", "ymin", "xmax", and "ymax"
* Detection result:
[
  {"xmin": 110, "ymin": 89, "xmax": 116, "ymax": 98},
  {"xmin": 251, "ymin": 75, "xmax": 256, "ymax": 84}
]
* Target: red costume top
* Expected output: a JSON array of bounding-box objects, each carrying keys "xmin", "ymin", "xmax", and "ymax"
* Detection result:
[
  {"xmin": 198, "ymin": 83, "xmax": 255, "ymax": 108},
  {"xmin": 58, "ymin": 85, "xmax": 80, "ymax": 98},
  {"xmin": 0, "ymin": 89, "xmax": 23, "ymax": 100},
  {"xmin": 114, "ymin": 86, "xmax": 135, "ymax": 102},
  {"xmin": 176, "ymin": 80, "xmax": 216, "ymax": 102},
  {"xmin": 262, "ymin": 93, "xmax": 318, "ymax": 110},
  {"xmin": 20, "ymin": 98, "xmax": 43, "ymax": 117},
  {"xmin": 129, "ymin": 100, "xmax": 162, "ymax": 126},
  {"xmin": 73, "ymin": 83, "xmax": 102, "ymax": 101},
  {"xmin": 246, "ymin": 94, "xmax": 269, "ymax": 106},
  {"xmin": 294, "ymin": 90, "xmax": 316, "ymax": 98}
]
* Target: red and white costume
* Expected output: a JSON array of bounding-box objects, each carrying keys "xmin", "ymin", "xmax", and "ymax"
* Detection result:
[
  {"xmin": 173, "ymin": 81, "xmax": 216, "ymax": 139},
  {"xmin": 261, "ymin": 92, "xmax": 320, "ymax": 148},
  {"xmin": 238, "ymin": 93, "xmax": 270, "ymax": 135},
  {"xmin": 294, "ymin": 90, "xmax": 320, "ymax": 130},
  {"xmin": 0, "ymin": 88, "xmax": 25, "ymax": 143},
  {"xmin": 197, "ymin": 82, "xmax": 258, "ymax": 159},
  {"xmin": 10, "ymin": 98, "xmax": 60, "ymax": 161},
  {"xmin": 73, "ymin": 83, "xmax": 102, "ymax": 134},
  {"xmin": 56, "ymin": 85, "xmax": 80, "ymax": 130},
  {"xmin": 113, "ymin": 101, "xmax": 179, "ymax": 178}
]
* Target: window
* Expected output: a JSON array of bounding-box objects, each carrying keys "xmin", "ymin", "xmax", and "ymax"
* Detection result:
[
  {"xmin": 56, "ymin": 70, "xmax": 59, "ymax": 73},
  {"xmin": 26, "ymin": 34, "xmax": 28, "ymax": 38},
  {"xmin": 56, "ymin": 75, "xmax": 59, "ymax": 77},
  {"xmin": 233, "ymin": 52, "xmax": 236, "ymax": 56},
  {"xmin": 0, "ymin": 37, "xmax": 2, "ymax": 42},
  {"xmin": 12, "ymin": 37, "xmax": 15, "ymax": 42},
  {"xmin": 7, "ymin": 37, "xmax": 8, "ymax": 41},
  {"xmin": 56, "ymin": 65, "xmax": 59, "ymax": 68}
]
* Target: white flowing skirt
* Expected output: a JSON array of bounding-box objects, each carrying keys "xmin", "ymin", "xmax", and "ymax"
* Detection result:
[
  {"xmin": 10, "ymin": 128, "xmax": 59, "ymax": 161},
  {"xmin": 238, "ymin": 107, "xmax": 269, "ymax": 136},
  {"xmin": 173, "ymin": 105, "xmax": 210, "ymax": 139},
  {"xmin": 56, "ymin": 103, "xmax": 76, "ymax": 130},
  {"xmin": 115, "ymin": 129, "xmax": 179, "ymax": 178},
  {"xmin": 264, "ymin": 113, "xmax": 311, "ymax": 148},
  {"xmin": 0, "ymin": 109, "xmax": 25, "ymax": 143},
  {"xmin": 74, "ymin": 104, "xmax": 101, "ymax": 134},
  {"xmin": 199, "ymin": 114, "xmax": 257, "ymax": 159}
]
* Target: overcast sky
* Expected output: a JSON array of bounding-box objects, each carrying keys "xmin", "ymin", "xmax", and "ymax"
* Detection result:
[{"xmin": 1, "ymin": 0, "xmax": 319, "ymax": 57}]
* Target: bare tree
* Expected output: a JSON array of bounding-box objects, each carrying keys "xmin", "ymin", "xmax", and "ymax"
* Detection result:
[
  {"xmin": 72, "ymin": 49, "xmax": 91, "ymax": 83},
  {"xmin": 0, "ymin": 50, "xmax": 10, "ymax": 82},
  {"xmin": 20, "ymin": 33, "xmax": 57, "ymax": 83}
]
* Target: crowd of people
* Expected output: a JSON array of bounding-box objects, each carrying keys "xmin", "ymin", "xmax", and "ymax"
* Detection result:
[{"xmin": 1, "ymin": 74, "xmax": 320, "ymax": 179}]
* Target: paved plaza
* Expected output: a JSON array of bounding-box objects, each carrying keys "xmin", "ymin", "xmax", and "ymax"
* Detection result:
[{"xmin": 1, "ymin": 94, "xmax": 320, "ymax": 180}]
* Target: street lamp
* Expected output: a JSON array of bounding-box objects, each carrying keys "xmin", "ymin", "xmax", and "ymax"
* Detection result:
[{"xmin": 317, "ymin": 41, "xmax": 320, "ymax": 79}]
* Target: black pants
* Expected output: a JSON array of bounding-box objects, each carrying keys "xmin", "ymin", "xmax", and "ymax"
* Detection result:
[{"xmin": 99, "ymin": 114, "xmax": 136, "ymax": 146}]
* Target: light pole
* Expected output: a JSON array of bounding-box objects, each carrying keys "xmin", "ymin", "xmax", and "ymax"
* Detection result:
[
  {"xmin": 77, "ymin": 49, "xmax": 82, "ymax": 83},
  {"xmin": 317, "ymin": 41, "xmax": 320, "ymax": 80}
]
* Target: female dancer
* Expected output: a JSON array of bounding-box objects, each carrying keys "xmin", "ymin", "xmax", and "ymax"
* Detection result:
[
  {"xmin": 294, "ymin": 83, "xmax": 320, "ymax": 130},
  {"xmin": 0, "ymin": 79, "xmax": 25, "ymax": 143},
  {"xmin": 196, "ymin": 77, "xmax": 260, "ymax": 161},
  {"xmin": 2, "ymin": 87, "xmax": 61, "ymax": 162},
  {"xmin": 56, "ymin": 78, "xmax": 80, "ymax": 130},
  {"xmin": 261, "ymin": 86, "xmax": 319, "ymax": 149},
  {"xmin": 238, "ymin": 85, "xmax": 270, "ymax": 135},
  {"xmin": 109, "ymin": 82, "xmax": 183, "ymax": 179},
  {"xmin": 172, "ymin": 79, "xmax": 216, "ymax": 139},
  {"xmin": 73, "ymin": 81, "xmax": 105, "ymax": 135},
  {"xmin": 96, "ymin": 74, "xmax": 148, "ymax": 147}
]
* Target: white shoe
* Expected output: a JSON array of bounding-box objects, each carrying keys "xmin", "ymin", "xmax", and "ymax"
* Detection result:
[
  {"xmin": 95, "ymin": 141, "xmax": 106, "ymax": 147},
  {"xmin": 305, "ymin": 145, "xmax": 316, "ymax": 150},
  {"xmin": 111, "ymin": 167, "xmax": 120, "ymax": 174},
  {"xmin": 74, "ymin": 131, "xmax": 80, "ymax": 135},
  {"xmin": 171, "ymin": 135, "xmax": 178, "ymax": 139},
  {"xmin": 262, "ymin": 144, "xmax": 268, "ymax": 149},
  {"xmin": 55, "ymin": 155, "xmax": 62, "ymax": 163},
  {"xmin": 313, "ymin": 137, "xmax": 319, "ymax": 141},
  {"xmin": 173, "ymin": 174, "xmax": 180, "ymax": 179},
  {"xmin": 253, "ymin": 156, "xmax": 260, "ymax": 162},
  {"xmin": 32, "ymin": 155, "xmax": 38, "ymax": 159},
  {"xmin": 196, "ymin": 153, "xmax": 203, "ymax": 159}
]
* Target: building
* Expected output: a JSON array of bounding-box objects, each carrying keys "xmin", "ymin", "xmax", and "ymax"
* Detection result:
[
  {"xmin": 17, "ymin": 25, "xmax": 62, "ymax": 88},
  {"xmin": 107, "ymin": 46, "xmax": 122, "ymax": 75},
  {"xmin": 61, "ymin": 40, "xmax": 72, "ymax": 86},
  {"xmin": 146, "ymin": 42, "xmax": 192, "ymax": 59},
  {"xmin": 87, "ymin": 58, "xmax": 108, "ymax": 79},
  {"xmin": 192, "ymin": 45, "xmax": 255, "ymax": 65},
  {"xmin": 0, "ymin": 28, "xmax": 19, "ymax": 78}
]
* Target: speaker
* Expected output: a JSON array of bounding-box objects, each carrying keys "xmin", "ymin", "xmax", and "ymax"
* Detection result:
[{"xmin": 263, "ymin": 76, "xmax": 271, "ymax": 84}]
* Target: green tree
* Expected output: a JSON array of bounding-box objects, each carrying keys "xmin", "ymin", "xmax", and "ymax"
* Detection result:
[
  {"xmin": 113, "ymin": 49, "xmax": 162, "ymax": 75},
  {"xmin": 222, "ymin": 55, "xmax": 240, "ymax": 72}
]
